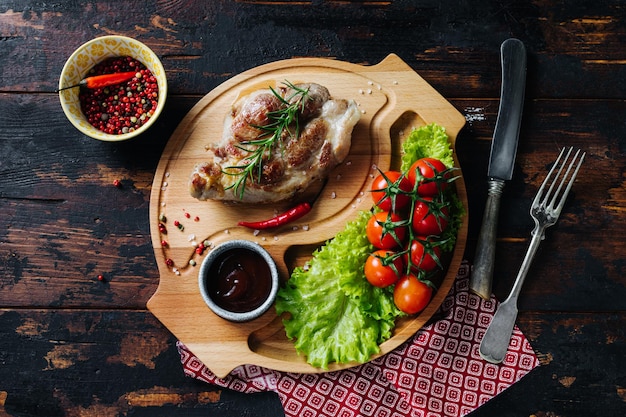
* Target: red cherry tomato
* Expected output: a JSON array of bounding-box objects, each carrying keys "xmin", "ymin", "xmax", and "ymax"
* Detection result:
[
  {"xmin": 393, "ymin": 275, "xmax": 433, "ymax": 314},
  {"xmin": 407, "ymin": 158, "xmax": 449, "ymax": 196},
  {"xmin": 366, "ymin": 212, "xmax": 407, "ymax": 250},
  {"xmin": 364, "ymin": 250, "xmax": 404, "ymax": 288},
  {"xmin": 407, "ymin": 238, "xmax": 442, "ymax": 272},
  {"xmin": 371, "ymin": 171, "xmax": 413, "ymax": 212},
  {"xmin": 412, "ymin": 197, "xmax": 449, "ymax": 236}
]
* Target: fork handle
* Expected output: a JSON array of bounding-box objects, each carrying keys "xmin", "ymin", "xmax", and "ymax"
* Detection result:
[
  {"xmin": 479, "ymin": 226, "xmax": 544, "ymax": 363},
  {"xmin": 471, "ymin": 178, "xmax": 505, "ymax": 299}
]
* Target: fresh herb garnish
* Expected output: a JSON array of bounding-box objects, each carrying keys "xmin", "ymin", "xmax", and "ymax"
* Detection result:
[{"xmin": 224, "ymin": 81, "xmax": 311, "ymax": 199}]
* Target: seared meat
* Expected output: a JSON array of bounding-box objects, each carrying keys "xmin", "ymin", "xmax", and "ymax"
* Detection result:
[{"xmin": 189, "ymin": 82, "xmax": 360, "ymax": 203}]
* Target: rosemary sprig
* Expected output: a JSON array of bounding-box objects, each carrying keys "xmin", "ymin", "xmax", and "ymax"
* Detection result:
[{"xmin": 224, "ymin": 81, "xmax": 311, "ymax": 199}]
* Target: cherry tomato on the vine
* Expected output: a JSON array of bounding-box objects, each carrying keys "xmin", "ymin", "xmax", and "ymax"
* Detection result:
[
  {"xmin": 366, "ymin": 211, "xmax": 407, "ymax": 250},
  {"xmin": 364, "ymin": 250, "xmax": 404, "ymax": 288},
  {"xmin": 371, "ymin": 171, "xmax": 413, "ymax": 212},
  {"xmin": 393, "ymin": 275, "xmax": 433, "ymax": 314},
  {"xmin": 407, "ymin": 237, "xmax": 442, "ymax": 272},
  {"xmin": 407, "ymin": 158, "xmax": 449, "ymax": 196},
  {"xmin": 412, "ymin": 197, "xmax": 449, "ymax": 236}
]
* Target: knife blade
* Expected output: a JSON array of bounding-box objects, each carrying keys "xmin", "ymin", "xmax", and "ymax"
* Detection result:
[{"xmin": 470, "ymin": 38, "xmax": 527, "ymax": 300}]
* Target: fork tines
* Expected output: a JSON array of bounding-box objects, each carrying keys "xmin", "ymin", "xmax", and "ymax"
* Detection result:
[{"xmin": 534, "ymin": 147, "xmax": 586, "ymax": 215}]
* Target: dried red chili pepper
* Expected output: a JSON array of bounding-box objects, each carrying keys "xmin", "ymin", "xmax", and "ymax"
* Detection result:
[
  {"xmin": 57, "ymin": 71, "xmax": 137, "ymax": 91},
  {"xmin": 238, "ymin": 202, "xmax": 312, "ymax": 230}
]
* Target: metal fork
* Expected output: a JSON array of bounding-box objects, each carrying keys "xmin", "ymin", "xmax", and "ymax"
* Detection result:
[{"xmin": 479, "ymin": 147, "xmax": 585, "ymax": 364}]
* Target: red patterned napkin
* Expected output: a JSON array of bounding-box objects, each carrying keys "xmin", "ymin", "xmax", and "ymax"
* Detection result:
[{"xmin": 178, "ymin": 261, "xmax": 540, "ymax": 417}]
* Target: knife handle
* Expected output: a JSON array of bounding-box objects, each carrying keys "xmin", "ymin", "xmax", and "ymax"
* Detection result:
[{"xmin": 470, "ymin": 178, "xmax": 505, "ymax": 299}]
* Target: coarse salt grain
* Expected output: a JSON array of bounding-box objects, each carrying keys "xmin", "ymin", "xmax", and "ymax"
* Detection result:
[
  {"xmin": 331, "ymin": 192, "xmax": 337, "ymax": 199},
  {"xmin": 303, "ymin": 225, "xmax": 310, "ymax": 231}
]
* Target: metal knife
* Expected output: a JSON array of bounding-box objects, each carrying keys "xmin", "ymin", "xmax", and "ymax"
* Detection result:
[{"xmin": 470, "ymin": 38, "xmax": 527, "ymax": 300}]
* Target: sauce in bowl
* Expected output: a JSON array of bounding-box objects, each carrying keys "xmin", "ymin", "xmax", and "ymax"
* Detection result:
[
  {"xmin": 198, "ymin": 240, "xmax": 279, "ymax": 322},
  {"xmin": 205, "ymin": 248, "xmax": 272, "ymax": 313}
]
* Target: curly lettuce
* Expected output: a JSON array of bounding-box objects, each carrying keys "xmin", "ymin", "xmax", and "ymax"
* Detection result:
[
  {"xmin": 401, "ymin": 122, "xmax": 455, "ymax": 170},
  {"xmin": 275, "ymin": 211, "xmax": 402, "ymax": 369}
]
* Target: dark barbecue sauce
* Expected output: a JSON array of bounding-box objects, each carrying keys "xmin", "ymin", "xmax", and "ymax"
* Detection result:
[{"xmin": 206, "ymin": 248, "xmax": 272, "ymax": 313}]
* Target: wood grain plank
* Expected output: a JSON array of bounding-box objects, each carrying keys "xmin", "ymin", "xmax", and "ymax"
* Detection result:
[
  {"xmin": 0, "ymin": 308, "xmax": 283, "ymax": 416},
  {"xmin": 0, "ymin": 309, "xmax": 624, "ymax": 416},
  {"xmin": 0, "ymin": 1, "xmax": 624, "ymax": 98},
  {"xmin": 1, "ymin": 95, "xmax": 623, "ymax": 310}
]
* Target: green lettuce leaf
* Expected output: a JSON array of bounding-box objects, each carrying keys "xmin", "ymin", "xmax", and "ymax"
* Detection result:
[
  {"xmin": 275, "ymin": 211, "xmax": 403, "ymax": 368},
  {"xmin": 401, "ymin": 122, "xmax": 455, "ymax": 170}
]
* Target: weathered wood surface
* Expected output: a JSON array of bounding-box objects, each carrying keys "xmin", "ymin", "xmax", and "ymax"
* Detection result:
[{"xmin": 0, "ymin": 1, "xmax": 624, "ymax": 416}]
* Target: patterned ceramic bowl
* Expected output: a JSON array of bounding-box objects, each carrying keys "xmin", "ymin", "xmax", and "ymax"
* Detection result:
[{"xmin": 58, "ymin": 35, "xmax": 167, "ymax": 141}]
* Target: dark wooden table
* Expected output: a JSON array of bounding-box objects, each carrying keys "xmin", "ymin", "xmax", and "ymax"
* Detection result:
[{"xmin": 1, "ymin": 1, "xmax": 625, "ymax": 416}]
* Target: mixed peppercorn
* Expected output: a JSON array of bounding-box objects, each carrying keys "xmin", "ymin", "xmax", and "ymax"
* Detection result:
[{"xmin": 79, "ymin": 56, "xmax": 159, "ymax": 135}]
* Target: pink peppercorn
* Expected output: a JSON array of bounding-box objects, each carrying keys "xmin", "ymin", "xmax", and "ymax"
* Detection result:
[{"xmin": 79, "ymin": 56, "xmax": 159, "ymax": 135}]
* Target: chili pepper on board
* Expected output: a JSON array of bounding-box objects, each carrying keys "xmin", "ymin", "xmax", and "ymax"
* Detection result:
[
  {"xmin": 238, "ymin": 202, "xmax": 312, "ymax": 230},
  {"xmin": 57, "ymin": 71, "xmax": 137, "ymax": 92}
]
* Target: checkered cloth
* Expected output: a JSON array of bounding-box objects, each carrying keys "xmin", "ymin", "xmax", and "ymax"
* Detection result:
[{"xmin": 178, "ymin": 261, "xmax": 540, "ymax": 417}]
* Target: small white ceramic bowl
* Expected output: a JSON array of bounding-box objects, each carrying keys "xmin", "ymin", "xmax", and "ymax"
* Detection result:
[
  {"xmin": 198, "ymin": 240, "xmax": 280, "ymax": 323},
  {"xmin": 58, "ymin": 35, "xmax": 167, "ymax": 141}
]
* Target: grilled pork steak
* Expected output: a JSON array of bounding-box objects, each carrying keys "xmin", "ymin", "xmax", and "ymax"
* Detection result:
[{"xmin": 189, "ymin": 83, "xmax": 361, "ymax": 203}]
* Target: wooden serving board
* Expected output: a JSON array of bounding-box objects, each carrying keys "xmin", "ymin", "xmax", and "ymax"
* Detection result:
[{"xmin": 147, "ymin": 54, "xmax": 468, "ymax": 378}]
